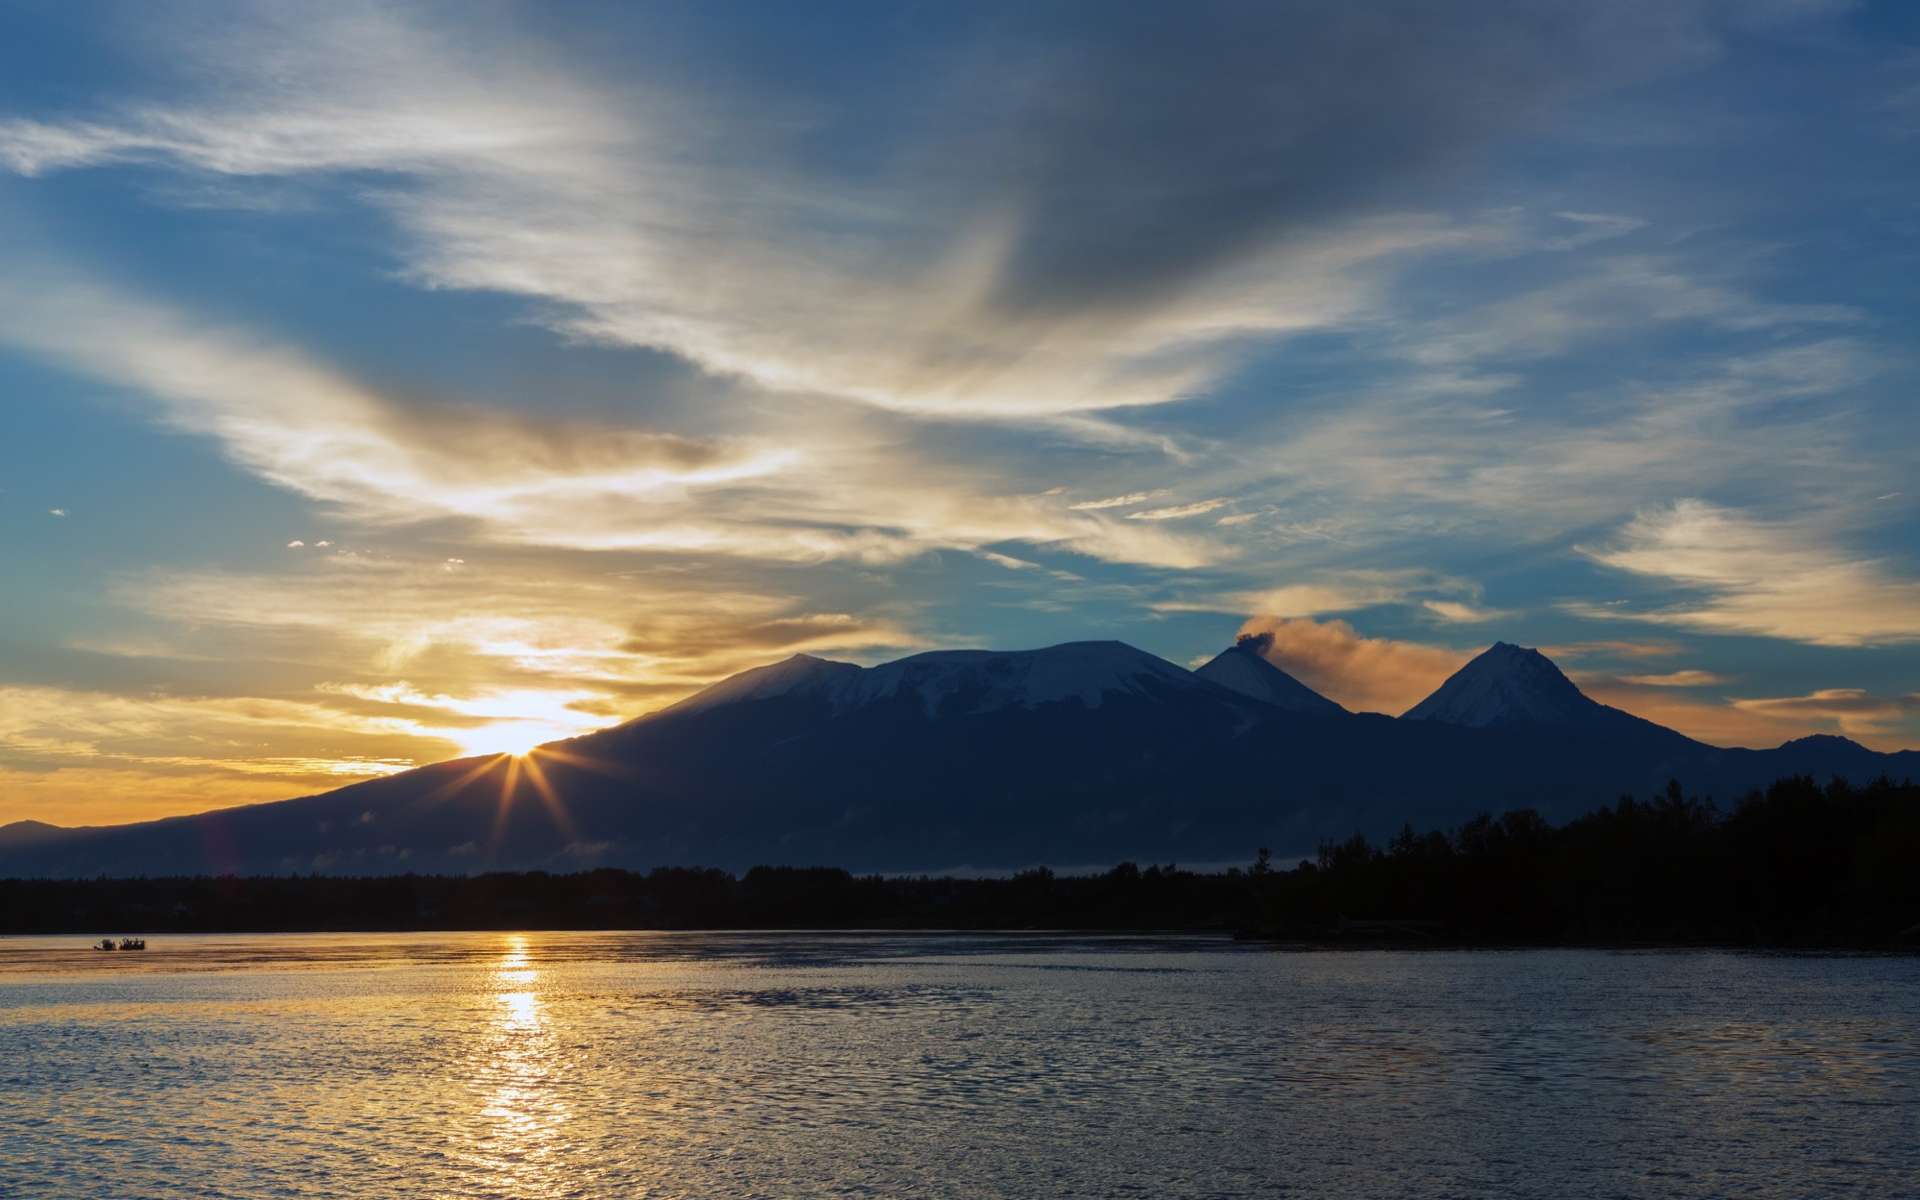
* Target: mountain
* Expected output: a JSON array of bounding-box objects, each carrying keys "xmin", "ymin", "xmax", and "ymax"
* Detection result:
[
  {"xmin": 0, "ymin": 820, "xmax": 68, "ymax": 849},
  {"xmin": 1406, "ymin": 642, "xmax": 1640, "ymax": 730},
  {"xmin": 1401, "ymin": 641, "xmax": 1706, "ymax": 754},
  {"xmin": 1193, "ymin": 637, "xmax": 1345, "ymax": 715},
  {"xmin": 662, "ymin": 641, "xmax": 1228, "ymax": 720},
  {"xmin": 1, "ymin": 640, "xmax": 1911, "ymax": 879}
]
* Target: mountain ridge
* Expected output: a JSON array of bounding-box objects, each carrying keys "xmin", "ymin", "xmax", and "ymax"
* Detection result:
[
  {"xmin": 2, "ymin": 638, "xmax": 1910, "ymax": 878},
  {"xmin": 1399, "ymin": 641, "xmax": 1707, "ymax": 755}
]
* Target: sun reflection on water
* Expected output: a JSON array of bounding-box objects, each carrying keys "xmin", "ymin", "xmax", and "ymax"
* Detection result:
[{"xmin": 461, "ymin": 934, "xmax": 574, "ymax": 1190}]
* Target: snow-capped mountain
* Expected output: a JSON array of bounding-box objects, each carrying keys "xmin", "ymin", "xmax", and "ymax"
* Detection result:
[
  {"xmin": 1403, "ymin": 642, "xmax": 1640, "ymax": 730},
  {"xmin": 662, "ymin": 641, "xmax": 1225, "ymax": 721},
  {"xmin": 653, "ymin": 653, "xmax": 864, "ymax": 716},
  {"xmin": 4, "ymin": 639, "xmax": 1909, "ymax": 879},
  {"xmin": 1193, "ymin": 638, "xmax": 1345, "ymax": 715}
]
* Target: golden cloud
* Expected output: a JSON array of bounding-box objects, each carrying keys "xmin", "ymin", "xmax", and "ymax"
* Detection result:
[{"xmin": 1234, "ymin": 617, "xmax": 1470, "ymax": 715}]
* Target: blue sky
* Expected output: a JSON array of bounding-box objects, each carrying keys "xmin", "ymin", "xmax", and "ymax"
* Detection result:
[{"xmin": 1, "ymin": 0, "xmax": 1917, "ymax": 824}]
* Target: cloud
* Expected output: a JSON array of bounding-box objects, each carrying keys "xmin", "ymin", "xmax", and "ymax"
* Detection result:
[
  {"xmin": 1729, "ymin": 689, "xmax": 1920, "ymax": 744},
  {"xmin": 1572, "ymin": 684, "xmax": 1822, "ymax": 751},
  {"xmin": 125, "ymin": 553, "xmax": 925, "ymax": 693},
  {"xmin": 1, "ymin": 549, "xmax": 940, "ymax": 824},
  {"xmin": 1212, "ymin": 290, "xmax": 1893, "ymax": 557},
  {"xmin": 1617, "ymin": 669, "xmax": 1727, "ymax": 687},
  {"xmin": 1127, "ymin": 499, "xmax": 1228, "ymax": 521},
  {"xmin": 47, "ymin": 508, "xmax": 66, "ymax": 518},
  {"xmin": 0, "ymin": 266, "xmax": 779, "ymax": 539},
  {"xmin": 1069, "ymin": 491, "xmax": 1163, "ymax": 511},
  {"xmin": 1544, "ymin": 210, "xmax": 1647, "ymax": 249},
  {"xmin": 977, "ymin": 551, "xmax": 1039, "ymax": 571},
  {"xmin": 1561, "ymin": 682, "xmax": 1920, "ymax": 753},
  {"xmin": 2, "ymin": 0, "xmax": 1909, "ymax": 821},
  {"xmin": 1544, "ymin": 640, "xmax": 1682, "ymax": 662},
  {"xmin": 0, "ymin": 765, "xmax": 358, "ymax": 828},
  {"xmin": 1157, "ymin": 569, "xmax": 1478, "ymax": 619},
  {"xmin": 1579, "ymin": 500, "xmax": 1920, "ymax": 646},
  {"xmin": 1421, "ymin": 599, "xmax": 1510, "ymax": 624},
  {"xmin": 0, "ymin": 683, "xmax": 447, "ymax": 824},
  {"xmin": 614, "ymin": 611, "xmax": 923, "ymax": 665},
  {"xmin": 1401, "ymin": 256, "xmax": 1859, "ymax": 369},
  {"xmin": 1234, "ymin": 617, "xmax": 1470, "ymax": 715},
  {"xmin": 0, "ymin": 2, "xmax": 1744, "ymax": 420},
  {"xmin": 0, "ymin": 262, "xmax": 1226, "ymax": 571}
]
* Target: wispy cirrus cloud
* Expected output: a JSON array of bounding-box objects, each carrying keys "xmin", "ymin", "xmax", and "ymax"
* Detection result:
[
  {"xmin": 1617, "ymin": 669, "xmax": 1728, "ymax": 687},
  {"xmin": 3, "ymin": 0, "xmax": 1916, "ymax": 828},
  {"xmin": 1421, "ymin": 599, "xmax": 1512, "ymax": 624},
  {"xmin": 0, "ymin": 549, "xmax": 941, "ymax": 824},
  {"xmin": 1127, "ymin": 499, "xmax": 1229, "ymax": 522},
  {"xmin": 0, "ymin": 260, "xmax": 1230, "ymax": 570},
  {"xmin": 0, "ymin": 266, "xmax": 782, "ymax": 536},
  {"xmin": 0, "ymin": 1, "xmax": 1742, "ymax": 421},
  {"xmin": 1544, "ymin": 640, "xmax": 1684, "ymax": 662},
  {"xmin": 1730, "ymin": 688, "xmax": 1920, "ymax": 745},
  {"xmin": 1398, "ymin": 256, "xmax": 1860, "ymax": 369},
  {"xmin": 1069, "ymin": 491, "xmax": 1164, "ymax": 511},
  {"xmin": 1156, "ymin": 569, "xmax": 1485, "ymax": 621},
  {"xmin": 0, "ymin": 683, "xmax": 442, "ymax": 825},
  {"xmin": 1577, "ymin": 500, "xmax": 1920, "ymax": 647}
]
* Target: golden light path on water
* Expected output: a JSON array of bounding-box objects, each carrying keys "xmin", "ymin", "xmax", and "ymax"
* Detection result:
[
  {"xmin": 2, "ymin": 934, "xmax": 1919, "ymax": 1196},
  {"xmin": 462, "ymin": 935, "xmax": 571, "ymax": 1191}
]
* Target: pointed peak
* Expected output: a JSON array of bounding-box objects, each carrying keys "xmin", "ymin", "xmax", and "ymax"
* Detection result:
[
  {"xmin": 1195, "ymin": 643, "xmax": 1345, "ymax": 715},
  {"xmin": 1402, "ymin": 640, "xmax": 1595, "ymax": 727},
  {"xmin": 1475, "ymin": 641, "xmax": 1564, "ymax": 670},
  {"xmin": 1482, "ymin": 640, "xmax": 1545, "ymax": 661}
]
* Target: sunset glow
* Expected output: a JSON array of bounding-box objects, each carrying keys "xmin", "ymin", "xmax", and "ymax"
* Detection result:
[{"xmin": 2, "ymin": 2, "xmax": 1917, "ymax": 831}]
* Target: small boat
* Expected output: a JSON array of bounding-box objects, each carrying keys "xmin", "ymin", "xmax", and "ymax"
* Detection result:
[
  {"xmin": 95, "ymin": 938, "xmax": 116, "ymax": 951},
  {"xmin": 119, "ymin": 938, "xmax": 147, "ymax": 951}
]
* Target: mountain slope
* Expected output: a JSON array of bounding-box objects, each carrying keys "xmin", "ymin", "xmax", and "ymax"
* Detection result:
[
  {"xmin": 1, "ymin": 640, "xmax": 1909, "ymax": 879},
  {"xmin": 0, "ymin": 820, "xmax": 68, "ymax": 849},
  {"xmin": 1401, "ymin": 642, "xmax": 1704, "ymax": 750},
  {"xmin": 1404, "ymin": 642, "xmax": 1606, "ymax": 726},
  {"xmin": 1194, "ymin": 640, "xmax": 1346, "ymax": 715}
]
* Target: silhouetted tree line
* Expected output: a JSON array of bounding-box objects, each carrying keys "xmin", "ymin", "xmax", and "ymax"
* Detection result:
[
  {"xmin": 0, "ymin": 859, "xmax": 1245, "ymax": 935},
  {"xmin": 1248, "ymin": 775, "xmax": 1920, "ymax": 946},
  {"xmin": 4, "ymin": 776, "xmax": 1915, "ymax": 946}
]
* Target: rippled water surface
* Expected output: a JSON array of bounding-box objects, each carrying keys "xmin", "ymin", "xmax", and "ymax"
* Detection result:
[{"xmin": 2, "ymin": 933, "xmax": 1916, "ymax": 1198}]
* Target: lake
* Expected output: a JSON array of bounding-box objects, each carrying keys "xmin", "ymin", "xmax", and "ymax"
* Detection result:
[{"xmin": 1, "ymin": 933, "xmax": 1915, "ymax": 1198}]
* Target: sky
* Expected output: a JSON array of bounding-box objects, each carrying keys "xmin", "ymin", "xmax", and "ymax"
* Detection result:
[{"xmin": 1, "ymin": 0, "xmax": 1917, "ymax": 827}]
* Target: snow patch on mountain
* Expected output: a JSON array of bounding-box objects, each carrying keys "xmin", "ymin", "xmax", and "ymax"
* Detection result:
[
  {"xmin": 656, "ymin": 653, "xmax": 863, "ymax": 717},
  {"xmin": 855, "ymin": 641, "xmax": 1210, "ymax": 716},
  {"xmin": 660, "ymin": 641, "xmax": 1217, "ymax": 721},
  {"xmin": 1401, "ymin": 642, "xmax": 1599, "ymax": 727},
  {"xmin": 1193, "ymin": 644, "xmax": 1345, "ymax": 715}
]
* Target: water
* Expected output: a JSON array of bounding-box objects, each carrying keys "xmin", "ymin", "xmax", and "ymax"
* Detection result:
[{"xmin": 1, "ymin": 934, "xmax": 1915, "ymax": 1198}]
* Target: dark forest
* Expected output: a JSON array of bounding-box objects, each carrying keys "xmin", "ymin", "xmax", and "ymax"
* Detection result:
[{"xmin": 7, "ymin": 776, "xmax": 1916, "ymax": 948}]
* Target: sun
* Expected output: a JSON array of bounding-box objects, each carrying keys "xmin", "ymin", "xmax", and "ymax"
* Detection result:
[
  {"xmin": 432, "ymin": 689, "xmax": 607, "ymax": 759},
  {"xmin": 451, "ymin": 721, "xmax": 561, "ymax": 759}
]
